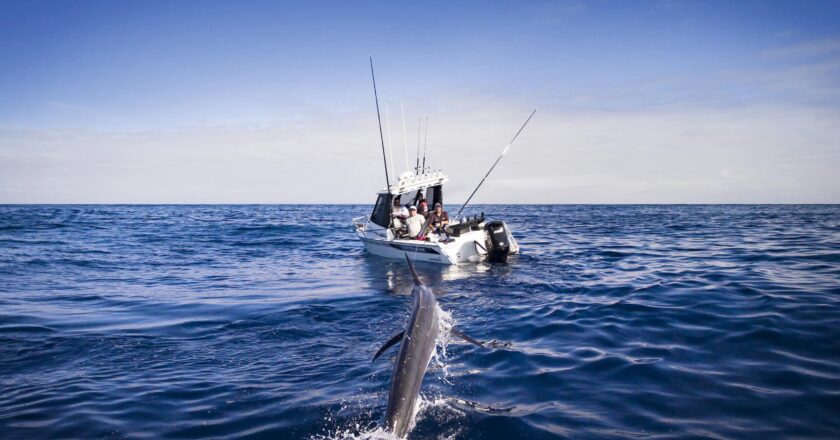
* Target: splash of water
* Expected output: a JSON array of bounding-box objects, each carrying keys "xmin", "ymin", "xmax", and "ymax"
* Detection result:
[
  {"xmin": 316, "ymin": 305, "xmax": 461, "ymax": 439},
  {"xmin": 433, "ymin": 305, "xmax": 455, "ymax": 382},
  {"xmin": 314, "ymin": 394, "xmax": 465, "ymax": 440},
  {"xmin": 312, "ymin": 425, "xmax": 400, "ymax": 440}
]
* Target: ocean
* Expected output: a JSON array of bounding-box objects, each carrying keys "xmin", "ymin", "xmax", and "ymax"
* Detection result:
[{"xmin": 1, "ymin": 204, "xmax": 839, "ymax": 439}]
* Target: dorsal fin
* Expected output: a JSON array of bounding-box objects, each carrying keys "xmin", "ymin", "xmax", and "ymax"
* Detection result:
[{"xmin": 404, "ymin": 254, "xmax": 423, "ymax": 285}]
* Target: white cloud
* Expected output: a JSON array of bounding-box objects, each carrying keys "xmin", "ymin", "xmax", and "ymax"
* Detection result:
[
  {"xmin": 762, "ymin": 37, "xmax": 840, "ymax": 59},
  {"xmin": 2, "ymin": 100, "xmax": 838, "ymax": 204},
  {"xmin": 4, "ymin": 35, "xmax": 840, "ymax": 204}
]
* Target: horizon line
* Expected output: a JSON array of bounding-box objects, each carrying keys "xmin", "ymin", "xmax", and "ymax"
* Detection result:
[{"xmin": 2, "ymin": 202, "xmax": 839, "ymax": 206}]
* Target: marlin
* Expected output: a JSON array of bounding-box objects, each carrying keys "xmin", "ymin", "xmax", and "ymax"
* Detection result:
[{"xmin": 372, "ymin": 255, "xmax": 484, "ymax": 437}]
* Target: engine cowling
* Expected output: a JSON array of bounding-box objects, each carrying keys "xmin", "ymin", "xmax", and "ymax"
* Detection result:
[{"xmin": 484, "ymin": 220, "xmax": 513, "ymax": 263}]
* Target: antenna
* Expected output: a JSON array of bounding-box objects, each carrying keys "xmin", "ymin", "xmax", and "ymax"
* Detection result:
[
  {"xmin": 385, "ymin": 101, "xmax": 395, "ymax": 181},
  {"xmin": 415, "ymin": 117, "xmax": 421, "ymax": 174},
  {"xmin": 401, "ymin": 100, "xmax": 409, "ymax": 173},
  {"xmin": 455, "ymin": 109, "xmax": 536, "ymax": 218},
  {"xmin": 369, "ymin": 56, "xmax": 390, "ymax": 191},
  {"xmin": 422, "ymin": 116, "xmax": 428, "ymax": 173}
]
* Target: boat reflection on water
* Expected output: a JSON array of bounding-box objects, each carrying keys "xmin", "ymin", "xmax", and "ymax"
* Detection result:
[{"xmin": 358, "ymin": 253, "xmax": 517, "ymax": 296}]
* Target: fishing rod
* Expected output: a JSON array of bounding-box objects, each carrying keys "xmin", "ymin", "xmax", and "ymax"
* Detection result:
[
  {"xmin": 422, "ymin": 116, "xmax": 429, "ymax": 173},
  {"xmin": 385, "ymin": 101, "xmax": 395, "ymax": 181},
  {"xmin": 455, "ymin": 109, "xmax": 536, "ymax": 219},
  {"xmin": 415, "ymin": 117, "xmax": 421, "ymax": 174},
  {"xmin": 369, "ymin": 56, "xmax": 391, "ymax": 192},
  {"xmin": 401, "ymin": 100, "xmax": 409, "ymax": 173}
]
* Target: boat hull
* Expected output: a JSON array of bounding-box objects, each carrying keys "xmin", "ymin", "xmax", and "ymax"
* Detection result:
[{"xmin": 357, "ymin": 230, "xmax": 489, "ymax": 265}]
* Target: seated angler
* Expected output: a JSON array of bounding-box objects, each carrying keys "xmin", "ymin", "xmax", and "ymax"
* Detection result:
[
  {"xmin": 391, "ymin": 198, "xmax": 407, "ymax": 235},
  {"xmin": 405, "ymin": 205, "xmax": 426, "ymax": 239},
  {"xmin": 427, "ymin": 202, "xmax": 451, "ymax": 241},
  {"xmin": 429, "ymin": 203, "xmax": 449, "ymax": 233}
]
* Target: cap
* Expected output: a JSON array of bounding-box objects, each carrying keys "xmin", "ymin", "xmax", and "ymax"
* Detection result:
[
  {"xmin": 434, "ymin": 202, "xmax": 442, "ymax": 207},
  {"xmin": 409, "ymin": 205, "xmax": 417, "ymax": 211}
]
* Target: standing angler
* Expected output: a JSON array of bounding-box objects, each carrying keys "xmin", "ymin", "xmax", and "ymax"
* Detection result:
[{"xmin": 372, "ymin": 255, "xmax": 484, "ymax": 437}]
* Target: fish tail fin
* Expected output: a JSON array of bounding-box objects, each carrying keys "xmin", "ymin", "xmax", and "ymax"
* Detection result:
[{"xmin": 404, "ymin": 254, "xmax": 423, "ymax": 285}]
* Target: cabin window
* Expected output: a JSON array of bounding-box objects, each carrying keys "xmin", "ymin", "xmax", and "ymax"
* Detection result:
[
  {"xmin": 370, "ymin": 193, "xmax": 393, "ymax": 228},
  {"xmin": 390, "ymin": 190, "xmax": 416, "ymax": 207},
  {"xmin": 428, "ymin": 185, "xmax": 443, "ymax": 208}
]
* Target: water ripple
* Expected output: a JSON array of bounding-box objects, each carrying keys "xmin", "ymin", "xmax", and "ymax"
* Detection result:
[{"xmin": 1, "ymin": 205, "xmax": 839, "ymax": 439}]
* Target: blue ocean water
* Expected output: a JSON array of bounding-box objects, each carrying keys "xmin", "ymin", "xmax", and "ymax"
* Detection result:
[{"xmin": 1, "ymin": 204, "xmax": 839, "ymax": 439}]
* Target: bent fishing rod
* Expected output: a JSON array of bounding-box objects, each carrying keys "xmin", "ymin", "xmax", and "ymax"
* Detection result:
[{"xmin": 455, "ymin": 109, "xmax": 536, "ymax": 219}]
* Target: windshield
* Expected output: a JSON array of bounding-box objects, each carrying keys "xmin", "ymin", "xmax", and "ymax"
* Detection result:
[{"xmin": 369, "ymin": 193, "xmax": 393, "ymax": 228}]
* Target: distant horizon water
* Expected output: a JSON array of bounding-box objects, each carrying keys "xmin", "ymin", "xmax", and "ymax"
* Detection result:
[{"xmin": 2, "ymin": 202, "xmax": 840, "ymax": 206}]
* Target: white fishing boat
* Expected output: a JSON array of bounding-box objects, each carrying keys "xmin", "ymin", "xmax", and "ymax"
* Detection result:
[
  {"xmin": 352, "ymin": 58, "xmax": 533, "ymax": 265},
  {"xmin": 352, "ymin": 170, "xmax": 519, "ymax": 264}
]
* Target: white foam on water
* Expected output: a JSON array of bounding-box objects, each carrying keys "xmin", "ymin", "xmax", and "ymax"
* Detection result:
[
  {"xmin": 314, "ymin": 394, "xmax": 463, "ymax": 440},
  {"xmin": 312, "ymin": 424, "xmax": 400, "ymax": 440},
  {"xmin": 312, "ymin": 396, "xmax": 386, "ymax": 440},
  {"xmin": 413, "ymin": 393, "xmax": 466, "ymax": 439},
  {"xmin": 433, "ymin": 305, "xmax": 454, "ymax": 382}
]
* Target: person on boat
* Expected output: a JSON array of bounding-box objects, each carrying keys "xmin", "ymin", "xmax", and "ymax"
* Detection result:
[
  {"xmin": 429, "ymin": 202, "xmax": 449, "ymax": 233},
  {"xmin": 417, "ymin": 198, "xmax": 429, "ymax": 217},
  {"xmin": 391, "ymin": 198, "xmax": 408, "ymax": 237},
  {"xmin": 405, "ymin": 206, "xmax": 426, "ymax": 239},
  {"xmin": 392, "ymin": 198, "xmax": 408, "ymax": 220},
  {"xmin": 398, "ymin": 199, "xmax": 409, "ymax": 217}
]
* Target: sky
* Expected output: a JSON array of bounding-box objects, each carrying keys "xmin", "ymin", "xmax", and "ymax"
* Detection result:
[{"xmin": 1, "ymin": 0, "xmax": 839, "ymax": 204}]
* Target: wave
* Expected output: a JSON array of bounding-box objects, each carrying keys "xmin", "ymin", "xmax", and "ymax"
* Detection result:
[{"xmin": 2, "ymin": 205, "xmax": 839, "ymax": 439}]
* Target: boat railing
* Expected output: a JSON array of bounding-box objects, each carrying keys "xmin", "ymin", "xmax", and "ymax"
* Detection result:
[{"xmin": 352, "ymin": 216, "xmax": 368, "ymax": 231}]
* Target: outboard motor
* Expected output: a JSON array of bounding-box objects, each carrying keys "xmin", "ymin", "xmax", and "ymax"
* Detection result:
[{"xmin": 484, "ymin": 220, "xmax": 514, "ymax": 263}]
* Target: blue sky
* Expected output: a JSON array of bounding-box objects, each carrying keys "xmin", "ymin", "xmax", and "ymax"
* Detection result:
[{"xmin": 1, "ymin": 0, "xmax": 839, "ymax": 203}]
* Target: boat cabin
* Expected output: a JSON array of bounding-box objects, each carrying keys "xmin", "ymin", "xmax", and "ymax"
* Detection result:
[{"xmin": 369, "ymin": 171, "xmax": 449, "ymax": 229}]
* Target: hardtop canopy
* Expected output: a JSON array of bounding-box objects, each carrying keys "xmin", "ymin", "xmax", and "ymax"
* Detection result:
[
  {"xmin": 369, "ymin": 171, "xmax": 450, "ymax": 228},
  {"xmin": 378, "ymin": 170, "xmax": 449, "ymax": 196}
]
